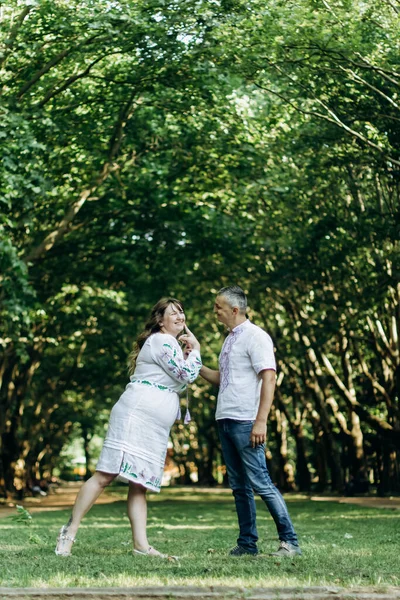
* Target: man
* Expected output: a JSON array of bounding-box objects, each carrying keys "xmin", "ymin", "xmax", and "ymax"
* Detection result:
[{"xmin": 200, "ymin": 285, "xmax": 301, "ymax": 557}]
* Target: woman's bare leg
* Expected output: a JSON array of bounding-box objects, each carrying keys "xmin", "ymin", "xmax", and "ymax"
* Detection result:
[
  {"xmin": 55, "ymin": 471, "xmax": 116, "ymax": 555},
  {"xmin": 127, "ymin": 482, "xmax": 149, "ymax": 551},
  {"xmin": 68, "ymin": 471, "xmax": 116, "ymax": 536},
  {"xmin": 127, "ymin": 482, "xmax": 165, "ymax": 556}
]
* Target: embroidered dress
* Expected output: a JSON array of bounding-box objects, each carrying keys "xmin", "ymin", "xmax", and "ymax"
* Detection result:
[{"xmin": 96, "ymin": 333, "xmax": 202, "ymax": 492}]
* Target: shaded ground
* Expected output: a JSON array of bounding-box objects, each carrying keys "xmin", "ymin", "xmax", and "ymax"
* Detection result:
[{"xmin": 1, "ymin": 484, "xmax": 399, "ymax": 520}]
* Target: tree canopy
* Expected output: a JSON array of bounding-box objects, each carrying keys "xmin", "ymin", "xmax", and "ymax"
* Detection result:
[{"xmin": 1, "ymin": 0, "xmax": 399, "ymax": 496}]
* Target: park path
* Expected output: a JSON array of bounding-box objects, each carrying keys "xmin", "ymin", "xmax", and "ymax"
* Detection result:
[
  {"xmin": 1, "ymin": 585, "xmax": 400, "ymax": 600},
  {"xmin": 0, "ymin": 482, "xmax": 121, "ymax": 520},
  {"xmin": 308, "ymin": 495, "xmax": 400, "ymax": 510},
  {"xmin": 0, "ymin": 484, "xmax": 399, "ymax": 521}
]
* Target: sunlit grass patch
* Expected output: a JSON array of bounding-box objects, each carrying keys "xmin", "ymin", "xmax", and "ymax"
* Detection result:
[{"xmin": 0, "ymin": 488, "xmax": 399, "ymax": 589}]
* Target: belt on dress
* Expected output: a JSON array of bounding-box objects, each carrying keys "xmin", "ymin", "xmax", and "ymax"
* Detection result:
[
  {"xmin": 130, "ymin": 378, "xmax": 191, "ymax": 424},
  {"xmin": 130, "ymin": 377, "xmax": 183, "ymax": 393}
]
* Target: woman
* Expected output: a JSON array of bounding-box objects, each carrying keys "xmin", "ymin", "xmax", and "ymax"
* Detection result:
[{"xmin": 55, "ymin": 297, "xmax": 201, "ymax": 558}]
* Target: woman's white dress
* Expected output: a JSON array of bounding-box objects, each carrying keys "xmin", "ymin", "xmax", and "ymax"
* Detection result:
[{"xmin": 96, "ymin": 332, "xmax": 202, "ymax": 492}]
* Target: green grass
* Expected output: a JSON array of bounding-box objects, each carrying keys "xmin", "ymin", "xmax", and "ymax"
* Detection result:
[{"xmin": 0, "ymin": 487, "xmax": 399, "ymax": 589}]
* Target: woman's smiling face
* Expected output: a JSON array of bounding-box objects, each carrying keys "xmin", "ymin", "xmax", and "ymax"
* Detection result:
[{"xmin": 160, "ymin": 303, "xmax": 185, "ymax": 337}]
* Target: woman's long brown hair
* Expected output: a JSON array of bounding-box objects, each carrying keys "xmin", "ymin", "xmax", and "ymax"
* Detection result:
[{"xmin": 127, "ymin": 297, "xmax": 184, "ymax": 375}]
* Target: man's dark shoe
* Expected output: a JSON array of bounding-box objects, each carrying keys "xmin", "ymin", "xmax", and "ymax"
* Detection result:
[
  {"xmin": 229, "ymin": 545, "xmax": 258, "ymax": 556},
  {"xmin": 269, "ymin": 540, "xmax": 302, "ymax": 557}
]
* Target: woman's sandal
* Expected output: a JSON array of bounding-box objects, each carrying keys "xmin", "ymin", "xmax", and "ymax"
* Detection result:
[
  {"xmin": 133, "ymin": 546, "xmax": 166, "ymax": 558},
  {"xmin": 55, "ymin": 525, "xmax": 76, "ymax": 556},
  {"xmin": 133, "ymin": 546, "xmax": 179, "ymax": 561}
]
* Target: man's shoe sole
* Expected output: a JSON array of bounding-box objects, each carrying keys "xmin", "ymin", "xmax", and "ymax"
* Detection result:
[
  {"xmin": 269, "ymin": 551, "xmax": 302, "ymax": 558},
  {"xmin": 229, "ymin": 548, "xmax": 259, "ymax": 557}
]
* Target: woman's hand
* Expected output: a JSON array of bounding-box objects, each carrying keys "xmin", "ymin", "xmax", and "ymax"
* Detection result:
[
  {"xmin": 179, "ymin": 325, "xmax": 200, "ymax": 353},
  {"xmin": 183, "ymin": 338, "xmax": 193, "ymax": 359}
]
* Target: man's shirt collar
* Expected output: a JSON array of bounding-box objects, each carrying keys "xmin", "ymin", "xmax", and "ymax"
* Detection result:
[{"xmin": 231, "ymin": 319, "xmax": 250, "ymax": 334}]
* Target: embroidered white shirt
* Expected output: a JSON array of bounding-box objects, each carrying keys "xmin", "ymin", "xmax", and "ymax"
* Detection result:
[{"xmin": 215, "ymin": 320, "xmax": 276, "ymax": 421}]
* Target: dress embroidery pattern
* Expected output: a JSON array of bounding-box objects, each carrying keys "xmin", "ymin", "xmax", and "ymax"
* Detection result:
[
  {"xmin": 121, "ymin": 459, "xmax": 162, "ymax": 491},
  {"xmin": 219, "ymin": 325, "xmax": 245, "ymax": 393}
]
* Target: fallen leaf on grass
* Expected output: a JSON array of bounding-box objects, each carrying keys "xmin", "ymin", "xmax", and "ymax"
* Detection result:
[{"xmin": 168, "ymin": 555, "xmax": 180, "ymax": 562}]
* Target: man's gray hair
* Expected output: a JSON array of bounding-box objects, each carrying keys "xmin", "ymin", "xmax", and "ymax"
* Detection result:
[{"xmin": 218, "ymin": 285, "xmax": 247, "ymax": 314}]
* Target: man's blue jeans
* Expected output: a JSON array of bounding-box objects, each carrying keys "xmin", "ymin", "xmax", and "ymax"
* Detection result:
[{"xmin": 218, "ymin": 418, "xmax": 299, "ymax": 553}]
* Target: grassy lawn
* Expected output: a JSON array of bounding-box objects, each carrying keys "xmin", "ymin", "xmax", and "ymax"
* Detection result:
[{"xmin": 0, "ymin": 487, "xmax": 399, "ymax": 589}]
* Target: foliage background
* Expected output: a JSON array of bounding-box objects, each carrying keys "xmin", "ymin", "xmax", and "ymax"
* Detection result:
[{"xmin": 0, "ymin": 0, "xmax": 399, "ymax": 496}]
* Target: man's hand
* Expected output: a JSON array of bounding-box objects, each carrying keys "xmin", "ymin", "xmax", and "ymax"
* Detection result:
[
  {"xmin": 251, "ymin": 369, "xmax": 275, "ymax": 447},
  {"xmin": 250, "ymin": 419, "xmax": 267, "ymax": 448},
  {"xmin": 179, "ymin": 325, "xmax": 200, "ymax": 352}
]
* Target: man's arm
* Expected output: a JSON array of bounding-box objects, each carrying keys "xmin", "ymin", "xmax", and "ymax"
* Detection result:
[
  {"xmin": 250, "ymin": 369, "xmax": 276, "ymax": 447},
  {"xmin": 200, "ymin": 365, "xmax": 220, "ymax": 386}
]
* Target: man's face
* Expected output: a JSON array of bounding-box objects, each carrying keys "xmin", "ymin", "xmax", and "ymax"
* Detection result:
[{"xmin": 213, "ymin": 295, "xmax": 235, "ymax": 327}]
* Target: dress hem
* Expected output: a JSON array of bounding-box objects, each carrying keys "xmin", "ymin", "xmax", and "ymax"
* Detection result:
[
  {"xmin": 116, "ymin": 473, "xmax": 161, "ymax": 493},
  {"xmin": 96, "ymin": 448, "xmax": 163, "ymax": 493}
]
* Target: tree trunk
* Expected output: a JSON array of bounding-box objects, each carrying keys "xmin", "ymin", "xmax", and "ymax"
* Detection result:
[
  {"xmin": 81, "ymin": 425, "xmax": 92, "ymax": 481},
  {"xmin": 276, "ymin": 385, "xmax": 312, "ymax": 492}
]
